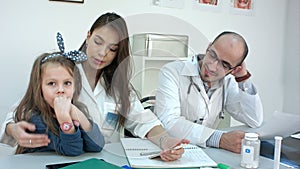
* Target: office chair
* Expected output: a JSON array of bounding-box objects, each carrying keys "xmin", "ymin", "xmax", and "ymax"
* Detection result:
[{"xmin": 140, "ymin": 96, "xmax": 156, "ymax": 112}]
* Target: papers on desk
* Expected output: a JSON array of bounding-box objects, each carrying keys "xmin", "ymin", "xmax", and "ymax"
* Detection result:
[
  {"xmin": 227, "ymin": 111, "xmax": 300, "ymax": 140},
  {"xmin": 120, "ymin": 138, "xmax": 217, "ymax": 168},
  {"xmin": 291, "ymin": 133, "xmax": 300, "ymax": 139}
]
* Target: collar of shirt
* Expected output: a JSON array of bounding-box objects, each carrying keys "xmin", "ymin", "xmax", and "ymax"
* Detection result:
[{"xmin": 76, "ymin": 63, "xmax": 105, "ymax": 100}]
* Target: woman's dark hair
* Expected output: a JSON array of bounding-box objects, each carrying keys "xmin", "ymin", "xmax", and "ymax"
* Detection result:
[{"xmin": 79, "ymin": 12, "xmax": 132, "ymax": 130}]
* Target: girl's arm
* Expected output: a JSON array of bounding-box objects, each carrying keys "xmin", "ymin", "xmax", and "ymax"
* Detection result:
[
  {"xmin": 54, "ymin": 97, "xmax": 75, "ymax": 134},
  {"xmin": 81, "ymin": 123, "xmax": 105, "ymax": 152},
  {"xmin": 70, "ymin": 105, "xmax": 92, "ymax": 131},
  {"xmin": 70, "ymin": 105, "xmax": 104, "ymax": 152}
]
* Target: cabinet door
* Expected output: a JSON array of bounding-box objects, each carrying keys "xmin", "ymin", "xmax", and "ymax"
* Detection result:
[{"xmin": 131, "ymin": 56, "xmax": 186, "ymax": 98}]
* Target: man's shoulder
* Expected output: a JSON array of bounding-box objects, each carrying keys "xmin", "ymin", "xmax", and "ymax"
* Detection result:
[
  {"xmin": 163, "ymin": 60, "xmax": 191, "ymax": 69},
  {"xmin": 161, "ymin": 60, "xmax": 186, "ymax": 75},
  {"xmin": 162, "ymin": 60, "xmax": 198, "ymax": 75}
]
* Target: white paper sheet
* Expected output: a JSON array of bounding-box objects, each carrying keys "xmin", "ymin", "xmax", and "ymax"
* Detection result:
[
  {"xmin": 291, "ymin": 133, "xmax": 300, "ymax": 139},
  {"xmin": 120, "ymin": 138, "xmax": 217, "ymax": 168}
]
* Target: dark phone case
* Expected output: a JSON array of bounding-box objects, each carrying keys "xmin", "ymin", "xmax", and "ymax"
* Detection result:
[{"xmin": 46, "ymin": 159, "xmax": 105, "ymax": 169}]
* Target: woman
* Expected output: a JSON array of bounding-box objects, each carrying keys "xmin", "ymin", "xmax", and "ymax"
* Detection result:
[{"xmin": 1, "ymin": 12, "xmax": 188, "ymax": 161}]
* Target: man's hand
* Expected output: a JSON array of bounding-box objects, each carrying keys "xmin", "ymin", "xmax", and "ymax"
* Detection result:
[
  {"xmin": 219, "ymin": 130, "xmax": 245, "ymax": 153},
  {"xmin": 231, "ymin": 62, "xmax": 248, "ymax": 78},
  {"xmin": 6, "ymin": 121, "xmax": 50, "ymax": 148}
]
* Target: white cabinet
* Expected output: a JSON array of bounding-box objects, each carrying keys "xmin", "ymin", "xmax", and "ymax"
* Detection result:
[{"xmin": 131, "ymin": 56, "xmax": 186, "ymax": 98}]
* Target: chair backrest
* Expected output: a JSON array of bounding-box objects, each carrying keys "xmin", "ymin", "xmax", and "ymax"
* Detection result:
[{"xmin": 140, "ymin": 96, "xmax": 156, "ymax": 112}]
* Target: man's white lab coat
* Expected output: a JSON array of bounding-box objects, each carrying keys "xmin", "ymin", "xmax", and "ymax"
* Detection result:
[{"xmin": 155, "ymin": 60, "xmax": 263, "ymax": 145}]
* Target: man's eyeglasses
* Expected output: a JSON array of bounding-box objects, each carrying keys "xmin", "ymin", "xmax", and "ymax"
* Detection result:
[{"xmin": 205, "ymin": 48, "xmax": 235, "ymax": 71}]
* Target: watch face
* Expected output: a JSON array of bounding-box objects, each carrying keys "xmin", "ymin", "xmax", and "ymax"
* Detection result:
[{"xmin": 61, "ymin": 122, "xmax": 73, "ymax": 131}]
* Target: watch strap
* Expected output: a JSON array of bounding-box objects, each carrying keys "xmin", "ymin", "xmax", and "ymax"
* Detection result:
[
  {"xmin": 60, "ymin": 122, "xmax": 73, "ymax": 131},
  {"xmin": 235, "ymin": 71, "xmax": 251, "ymax": 82}
]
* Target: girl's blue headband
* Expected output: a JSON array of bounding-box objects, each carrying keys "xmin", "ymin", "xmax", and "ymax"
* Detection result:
[{"xmin": 41, "ymin": 32, "xmax": 87, "ymax": 63}]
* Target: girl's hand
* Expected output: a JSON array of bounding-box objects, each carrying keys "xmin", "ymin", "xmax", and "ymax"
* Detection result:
[
  {"xmin": 53, "ymin": 96, "xmax": 72, "ymax": 122},
  {"xmin": 70, "ymin": 105, "xmax": 80, "ymax": 126}
]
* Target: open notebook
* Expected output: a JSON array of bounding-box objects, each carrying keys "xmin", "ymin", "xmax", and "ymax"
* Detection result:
[{"xmin": 120, "ymin": 138, "xmax": 217, "ymax": 168}]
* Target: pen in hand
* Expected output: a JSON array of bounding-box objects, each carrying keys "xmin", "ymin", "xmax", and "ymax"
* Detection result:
[
  {"xmin": 140, "ymin": 145, "xmax": 183, "ymax": 158},
  {"xmin": 140, "ymin": 151, "xmax": 161, "ymax": 156}
]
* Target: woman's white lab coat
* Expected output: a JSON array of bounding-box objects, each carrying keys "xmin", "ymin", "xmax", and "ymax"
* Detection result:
[
  {"xmin": 77, "ymin": 64, "xmax": 162, "ymax": 143},
  {"xmin": 155, "ymin": 60, "xmax": 263, "ymax": 145}
]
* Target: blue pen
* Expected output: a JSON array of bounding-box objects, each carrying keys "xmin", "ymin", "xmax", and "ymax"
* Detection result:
[{"xmin": 122, "ymin": 165, "xmax": 132, "ymax": 169}]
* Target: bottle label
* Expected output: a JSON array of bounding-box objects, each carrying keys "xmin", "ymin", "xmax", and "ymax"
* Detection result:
[{"xmin": 242, "ymin": 145, "xmax": 254, "ymax": 164}]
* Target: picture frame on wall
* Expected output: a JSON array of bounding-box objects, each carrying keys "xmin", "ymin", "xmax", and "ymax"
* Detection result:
[
  {"xmin": 49, "ymin": 0, "xmax": 84, "ymax": 3},
  {"xmin": 192, "ymin": 0, "xmax": 222, "ymax": 13},
  {"xmin": 197, "ymin": 0, "xmax": 219, "ymax": 6},
  {"xmin": 229, "ymin": 0, "xmax": 255, "ymax": 16}
]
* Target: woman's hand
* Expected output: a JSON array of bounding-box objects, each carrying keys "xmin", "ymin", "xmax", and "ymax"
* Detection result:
[
  {"xmin": 6, "ymin": 121, "xmax": 50, "ymax": 148},
  {"xmin": 159, "ymin": 137, "xmax": 190, "ymax": 162},
  {"xmin": 146, "ymin": 125, "xmax": 190, "ymax": 161}
]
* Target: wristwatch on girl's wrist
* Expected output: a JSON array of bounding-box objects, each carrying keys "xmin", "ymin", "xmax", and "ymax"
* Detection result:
[{"xmin": 60, "ymin": 122, "xmax": 73, "ymax": 131}]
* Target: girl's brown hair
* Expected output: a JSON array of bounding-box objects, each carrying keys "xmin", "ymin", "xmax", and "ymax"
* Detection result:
[{"xmin": 14, "ymin": 53, "xmax": 88, "ymax": 154}]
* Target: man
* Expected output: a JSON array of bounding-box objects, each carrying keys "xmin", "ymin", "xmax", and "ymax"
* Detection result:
[{"xmin": 154, "ymin": 31, "xmax": 263, "ymax": 153}]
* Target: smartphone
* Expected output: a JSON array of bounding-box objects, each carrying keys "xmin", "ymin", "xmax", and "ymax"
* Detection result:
[{"xmin": 45, "ymin": 159, "xmax": 105, "ymax": 169}]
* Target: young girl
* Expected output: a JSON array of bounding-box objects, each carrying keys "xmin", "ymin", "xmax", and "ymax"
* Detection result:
[{"xmin": 14, "ymin": 33, "xmax": 104, "ymax": 156}]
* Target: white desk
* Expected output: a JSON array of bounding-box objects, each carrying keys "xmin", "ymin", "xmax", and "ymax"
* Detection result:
[
  {"xmin": 0, "ymin": 143, "xmax": 128, "ymax": 169},
  {"xmin": 0, "ymin": 142, "xmax": 293, "ymax": 169}
]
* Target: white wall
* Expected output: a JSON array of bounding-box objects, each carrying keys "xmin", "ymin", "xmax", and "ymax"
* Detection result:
[
  {"xmin": 282, "ymin": 0, "xmax": 300, "ymax": 115},
  {"xmin": 0, "ymin": 0, "xmax": 298, "ymax": 125}
]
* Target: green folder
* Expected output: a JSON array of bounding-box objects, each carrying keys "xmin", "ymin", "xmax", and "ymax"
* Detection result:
[{"xmin": 60, "ymin": 158, "xmax": 123, "ymax": 169}]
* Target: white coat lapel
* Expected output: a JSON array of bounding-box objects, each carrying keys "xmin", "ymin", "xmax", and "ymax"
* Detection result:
[{"xmin": 76, "ymin": 64, "xmax": 97, "ymax": 104}]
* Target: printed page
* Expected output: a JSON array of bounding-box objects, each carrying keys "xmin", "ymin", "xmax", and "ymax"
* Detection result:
[
  {"xmin": 291, "ymin": 133, "xmax": 300, "ymax": 140},
  {"xmin": 121, "ymin": 138, "xmax": 217, "ymax": 168},
  {"xmin": 121, "ymin": 137, "xmax": 161, "ymax": 158}
]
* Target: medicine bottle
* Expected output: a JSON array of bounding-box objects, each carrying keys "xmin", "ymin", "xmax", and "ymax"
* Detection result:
[{"xmin": 241, "ymin": 133, "xmax": 260, "ymax": 168}]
